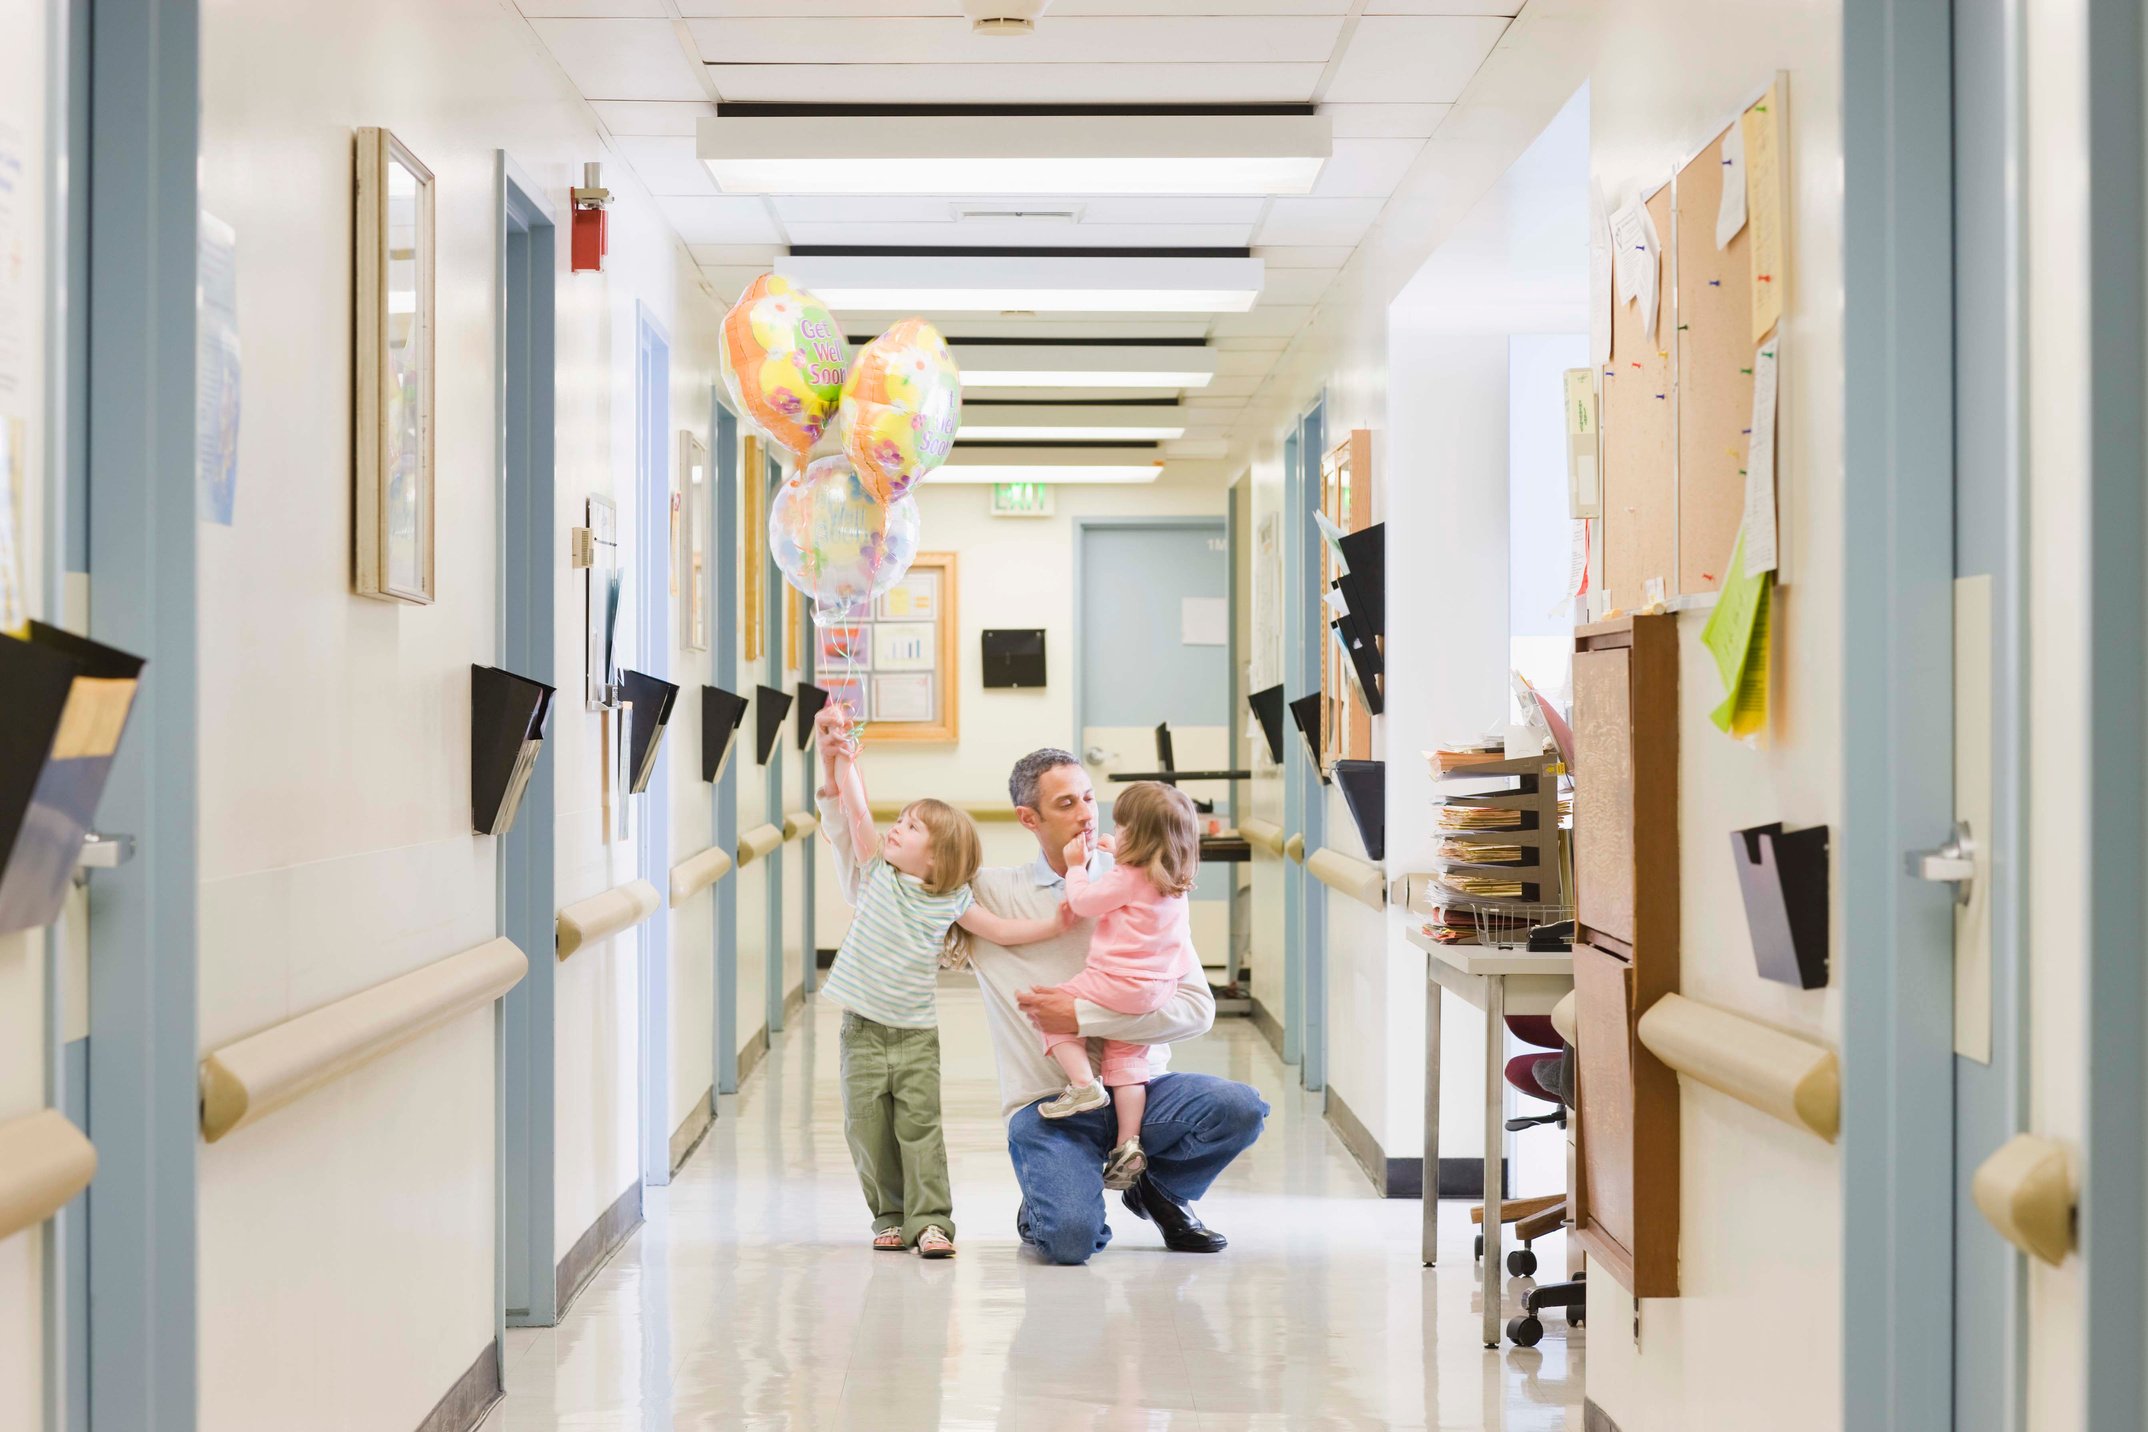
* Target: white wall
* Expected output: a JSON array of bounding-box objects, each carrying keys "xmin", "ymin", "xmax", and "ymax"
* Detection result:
[{"xmin": 195, "ymin": 1, "xmax": 724, "ymax": 1424}]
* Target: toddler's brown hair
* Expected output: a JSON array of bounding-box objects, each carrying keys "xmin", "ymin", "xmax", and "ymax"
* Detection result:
[
  {"xmin": 1110, "ymin": 781, "xmax": 1201, "ymax": 898},
  {"xmin": 902, "ymin": 798, "xmax": 983, "ymax": 968}
]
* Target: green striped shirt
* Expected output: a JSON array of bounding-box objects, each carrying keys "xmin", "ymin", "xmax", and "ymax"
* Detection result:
[{"xmin": 821, "ymin": 856, "xmax": 974, "ymax": 1029}]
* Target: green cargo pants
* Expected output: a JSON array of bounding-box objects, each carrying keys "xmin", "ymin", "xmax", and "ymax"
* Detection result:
[{"xmin": 838, "ymin": 1011, "xmax": 955, "ymax": 1244}]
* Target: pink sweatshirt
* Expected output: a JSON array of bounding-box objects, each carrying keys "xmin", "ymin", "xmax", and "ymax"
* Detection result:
[{"xmin": 1062, "ymin": 863, "xmax": 1200, "ymax": 984}]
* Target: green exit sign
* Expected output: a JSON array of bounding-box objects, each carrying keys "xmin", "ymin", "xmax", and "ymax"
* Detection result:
[{"xmin": 990, "ymin": 481, "xmax": 1055, "ymax": 517}]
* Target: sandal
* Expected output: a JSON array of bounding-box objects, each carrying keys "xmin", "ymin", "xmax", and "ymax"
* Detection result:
[
  {"xmin": 916, "ymin": 1225, "xmax": 956, "ymax": 1259},
  {"xmin": 872, "ymin": 1229, "xmax": 907, "ymax": 1251}
]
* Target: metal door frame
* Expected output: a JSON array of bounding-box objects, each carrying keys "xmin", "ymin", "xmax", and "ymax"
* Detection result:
[
  {"xmin": 1287, "ymin": 398, "xmax": 1329, "ymax": 1092},
  {"xmin": 632, "ymin": 307, "xmax": 672, "ymax": 1189},
  {"xmin": 761, "ymin": 450, "xmax": 785, "ymax": 1035},
  {"xmin": 712, "ymin": 402, "xmax": 740, "ymax": 1093}
]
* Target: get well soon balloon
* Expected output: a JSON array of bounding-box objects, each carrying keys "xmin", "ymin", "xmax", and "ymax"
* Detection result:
[
  {"xmin": 719, "ymin": 274, "xmax": 848, "ymax": 458},
  {"xmin": 840, "ymin": 319, "xmax": 961, "ymax": 504},
  {"xmin": 768, "ymin": 454, "xmax": 921, "ymax": 614}
]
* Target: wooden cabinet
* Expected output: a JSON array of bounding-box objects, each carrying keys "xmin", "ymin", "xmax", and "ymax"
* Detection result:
[{"xmin": 1570, "ymin": 614, "xmax": 1680, "ymax": 1298}]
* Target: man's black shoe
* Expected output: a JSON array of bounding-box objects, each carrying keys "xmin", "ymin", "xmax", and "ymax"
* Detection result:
[{"xmin": 1120, "ymin": 1174, "xmax": 1227, "ymax": 1253}]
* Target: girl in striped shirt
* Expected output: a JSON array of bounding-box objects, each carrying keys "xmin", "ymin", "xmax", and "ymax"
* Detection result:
[{"xmin": 818, "ymin": 705, "xmax": 1065, "ymax": 1258}]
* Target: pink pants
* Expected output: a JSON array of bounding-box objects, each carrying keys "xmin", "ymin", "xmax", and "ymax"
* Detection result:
[{"xmin": 1042, "ymin": 968, "xmax": 1179, "ymax": 1087}]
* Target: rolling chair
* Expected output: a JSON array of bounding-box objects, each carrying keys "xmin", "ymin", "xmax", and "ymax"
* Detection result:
[{"xmin": 1472, "ymin": 1010, "xmax": 1586, "ymax": 1347}]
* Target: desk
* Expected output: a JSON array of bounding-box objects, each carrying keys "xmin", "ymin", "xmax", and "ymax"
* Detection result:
[{"xmin": 1407, "ymin": 925, "xmax": 1574, "ymax": 1347}]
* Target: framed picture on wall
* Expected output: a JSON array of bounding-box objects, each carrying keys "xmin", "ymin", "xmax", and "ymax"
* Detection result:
[
  {"xmin": 352, "ymin": 127, "xmax": 436, "ymax": 604},
  {"xmin": 872, "ymin": 674, "xmax": 934, "ymax": 724},
  {"xmin": 876, "ymin": 569, "xmax": 939, "ymax": 622},
  {"xmin": 856, "ymin": 551, "xmax": 958, "ymax": 744},
  {"xmin": 817, "ymin": 622, "xmax": 869, "ymax": 669},
  {"xmin": 872, "ymin": 622, "xmax": 934, "ymax": 672},
  {"xmin": 679, "ymin": 430, "xmax": 709, "ymax": 651}
]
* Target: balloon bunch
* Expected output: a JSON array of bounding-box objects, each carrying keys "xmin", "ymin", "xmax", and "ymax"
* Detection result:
[{"xmin": 720, "ymin": 273, "xmax": 962, "ymax": 741}]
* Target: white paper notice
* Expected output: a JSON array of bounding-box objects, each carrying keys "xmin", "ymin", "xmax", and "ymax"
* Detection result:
[
  {"xmin": 1716, "ymin": 121, "xmax": 1747, "ymax": 250},
  {"xmin": 1181, "ymin": 596, "xmax": 1227, "ymax": 647},
  {"xmin": 1740, "ymin": 339, "xmax": 1781, "ymax": 572},
  {"xmin": 1566, "ymin": 520, "xmax": 1591, "ymax": 601},
  {"xmin": 1611, "ymin": 201, "xmax": 1648, "ymax": 305},
  {"xmin": 1589, "ymin": 180, "xmax": 1614, "ymax": 365},
  {"xmin": 1637, "ymin": 201, "xmax": 1663, "ymax": 345}
]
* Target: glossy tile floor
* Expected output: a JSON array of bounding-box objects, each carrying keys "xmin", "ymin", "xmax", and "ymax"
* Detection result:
[{"xmin": 481, "ymin": 983, "xmax": 1583, "ymax": 1430}]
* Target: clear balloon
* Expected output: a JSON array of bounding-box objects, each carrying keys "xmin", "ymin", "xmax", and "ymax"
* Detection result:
[
  {"xmin": 768, "ymin": 454, "xmax": 921, "ymax": 613},
  {"xmin": 719, "ymin": 274, "xmax": 848, "ymax": 458},
  {"xmin": 840, "ymin": 318, "xmax": 961, "ymax": 503}
]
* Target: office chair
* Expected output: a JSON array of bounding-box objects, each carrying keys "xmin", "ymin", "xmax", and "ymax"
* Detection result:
[{"xmin": 1471, "ymin": 1014, "xmax": 1569, "ymax": 1277}]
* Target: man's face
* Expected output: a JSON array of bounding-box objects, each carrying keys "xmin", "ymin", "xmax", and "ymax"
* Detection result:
[{"xmin": 1020, "ymin": 762, "xmax": 1097, "ymax": 860}]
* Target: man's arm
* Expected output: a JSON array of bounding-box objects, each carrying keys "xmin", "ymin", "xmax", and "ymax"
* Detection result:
[{"xmin": 1017, "ymin": 970, "xmax": 1215, "ymax": 1044}]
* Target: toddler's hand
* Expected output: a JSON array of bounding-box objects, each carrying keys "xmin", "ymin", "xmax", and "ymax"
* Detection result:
[
  {"xmin": 1095, "ymin": 832, "xmax": 1117, "ymax": 855},
  {"xmin": 1062, "ymin": 834, "xmax": 1088, "ymax": 871}
]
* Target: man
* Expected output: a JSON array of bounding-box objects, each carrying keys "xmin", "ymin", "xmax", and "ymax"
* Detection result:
[{"xmin": 816, "ymin": 714, "xmax": 1267, "ymax": 1265}]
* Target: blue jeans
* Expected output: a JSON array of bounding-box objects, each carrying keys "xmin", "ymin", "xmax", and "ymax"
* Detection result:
[{"xmin": 1008, "ymin": 1072, "xmax": 1269, "ymax": 1265}]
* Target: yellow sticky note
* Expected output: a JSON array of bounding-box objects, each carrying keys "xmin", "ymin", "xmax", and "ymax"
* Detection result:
[
  {"xmin": 1701, "ymin": 530, "xmax": 1773, "ymax": 737},
  {"xmin": 1742, "ymin": 83, "xmax": 1785, "ymax": 341}
]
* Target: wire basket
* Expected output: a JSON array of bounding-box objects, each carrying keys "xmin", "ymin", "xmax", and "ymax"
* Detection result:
[{"xmin": 1455, "ymin": 900, "xmax": 1575, "ymax": 949}]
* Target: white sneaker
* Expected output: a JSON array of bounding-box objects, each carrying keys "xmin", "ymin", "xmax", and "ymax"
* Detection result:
[
  {"xmin": 1103, "ymin": 1137, "xmax": 1148, "ymax": 1190},
  {"xmin": 1038, "ymin": 1081, "xmax": 1110, "ymax": 1119}
]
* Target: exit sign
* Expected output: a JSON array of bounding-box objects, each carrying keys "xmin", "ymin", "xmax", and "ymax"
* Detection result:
[{"xmin": 990, "ymin": 481, "xmax": 1054, "ymax": 517}]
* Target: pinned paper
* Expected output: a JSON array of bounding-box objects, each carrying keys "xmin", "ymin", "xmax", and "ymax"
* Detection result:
[
  {"xmin": 1743, "ymin": 83, "xmax": 1785, "ymax": 340},
  {"xmin": 1563, "ymin": 519, "xmax": 1592, "ymax": 605},
  {"xmin": 1741, "ymin": 340, "xmax": 1781, "ymax": 573},
  {"xmin": 1589, "ymin": 180, "xmax": 1615, "ymax": 365},
  {"xmin": 1564, "ymin": 368, "xmax": 1601, "ymax": 517},
  {"xmin": 1611, "ymin": 200, "xmax": 1648, "ymax": 305},
  {"xmin": 1637, "ymin": 201, "xmax": 1664, "ymax": 344},
  {"xmin": 1701, "ymin": 531, "xmax": 1773, "ymax": 738},
  {"xmin": 1716, "ymin": 121, "xmax": 1747, "ymax": 250}
]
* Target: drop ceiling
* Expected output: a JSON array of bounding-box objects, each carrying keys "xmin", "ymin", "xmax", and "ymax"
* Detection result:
[{"xmin": 516, "ymin": 0, "xmax": 1521, "ymax": 470}]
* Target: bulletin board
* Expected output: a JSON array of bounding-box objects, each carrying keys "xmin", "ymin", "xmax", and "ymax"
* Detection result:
[
  {"xmin": 1673, "ymin": 125, "xmax": 1754, "ymax": 596},
  {"xmin": 824, "ymin": 551, "xmax": 959, "ymax": 744},
  {"xmin": 1319, "ymin": 428, "xmax": 1373, "ymax": 768},
  {"xmin": 1599, "ymin": 184, "xmax": 1675, "ymax": 612}
]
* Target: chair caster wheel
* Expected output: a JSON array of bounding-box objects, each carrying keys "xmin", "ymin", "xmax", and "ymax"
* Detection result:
[
  {"xmin": 1506, "ymin": 1315, "xmax": 1544, "ymax": 1347},
  {"xmin": 1474, "ymin": 1233, "xmax": 1483, "ymax": 1261},
  {"xmin": 1568, "ymin": 1309, "xmax": 1585, "ymax": 1328},
  {"xmin": 1506, "ymin": 1248, "xmax": 1537, "ymax": 1277}
]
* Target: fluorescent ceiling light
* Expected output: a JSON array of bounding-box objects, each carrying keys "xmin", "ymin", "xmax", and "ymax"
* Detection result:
[
  {"xmin": 929, "ymin": 465, "xmax": 1161, "ymax": 486},
  {"xmin": 931, "ymin": 445, "xmax": 1165, "ymax": 484},
  {"xmin": 956, "ymin": 404, "xmax": 1187, "ymax": 442},
  {"xmin": 782, "ymin": 254, "xmax": 1263, "ymax": 314},
  {"xmin": 698, "ymin": 114, "xmax": 1329, "ymax": 196},
  {"xmin": 949, "ymin": 344, "xmax": 1217, "ymax": 391}
]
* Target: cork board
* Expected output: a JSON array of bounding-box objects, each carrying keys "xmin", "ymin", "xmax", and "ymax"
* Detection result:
[
  {"xmin": 1673, "ymin": 126, "xmax": 1754, "ymax": 596},
  {"xmin": 1572, "ymin": 644, "xmax": 1635, "ymax": 946},
  {"xmin": 1599, "ymin": 185, "xmax": 1675, "ymax": 612}
]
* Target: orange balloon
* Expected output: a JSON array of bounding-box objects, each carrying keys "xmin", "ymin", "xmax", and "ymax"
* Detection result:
[{"xmin": 718, "ymin": 274, "xmax": 848, "ymax": 457}]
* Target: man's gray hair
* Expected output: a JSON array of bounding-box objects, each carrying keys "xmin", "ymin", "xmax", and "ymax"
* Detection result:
[{"xmin": 1009, "ymin": 748, "xmax": 1081, "ymax": 810}]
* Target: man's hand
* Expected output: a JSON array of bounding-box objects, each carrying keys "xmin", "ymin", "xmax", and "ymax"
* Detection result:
[{"xmin": 1016, "ymin": 985, "xmax": 1080, "ymax": 1035}]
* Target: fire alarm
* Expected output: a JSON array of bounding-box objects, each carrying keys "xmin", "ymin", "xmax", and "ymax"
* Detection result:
[{"xmin": 571, "ymin": 161, "xmax": 610, "ymax": 273}]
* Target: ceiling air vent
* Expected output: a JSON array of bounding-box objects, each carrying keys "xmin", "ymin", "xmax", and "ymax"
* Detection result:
[
  {"xmin": 954, "ymin": 204, "xmax": 1083, "ymax": 225},
  {"xmin": 963, "ymin": 0, "xmax": 1050, "ymax": 33}
]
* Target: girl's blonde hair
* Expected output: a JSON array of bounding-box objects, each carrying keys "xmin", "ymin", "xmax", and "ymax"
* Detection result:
[
  {"xmin": 1111, "ymin": 781, "xmax": 1201, "ymax": 898},
  {"xmin": 902, "ymin": 799, "xmax": 984, "ymax": 969}
]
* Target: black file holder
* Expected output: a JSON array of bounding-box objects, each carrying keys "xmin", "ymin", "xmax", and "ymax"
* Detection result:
[
  {"xmin": 701, "ymin": 686, "xmax": 749, "ymax": 782},
  {"xmin": 1731, "ymin": 822, "xmax": 1831, "ymax": 989},
  {"xmin": 981, "ymin": 628, "xmax": 1047, "ymax": 688},
  {"xmin": 754, "ymin": 684, "xmax": 793, "ymax": 766},
  {"xmin": 1336, "ymin": 522, "xmax": 1386, "ymax": 635},
  {"xmin": 795, "ymin": 682, "xmax": 831, "ymax": 751},
  {"xmin": 0, "ymin": 623, "xmax": 146, "ymax": 934},
  {"xmin": 1331, "ymin": 759, "xmax": 1386, "ymax": 862},
  {"xmin": 1287, "ymin": 693, "xmax": 1329, "ymax": 784},
  {"xmin": 619, "ymin": 670, "xmax": 680, "ymax": 795},
  {"xmin": 1248, "ymin": 684, "xmax": 1286, "ymax": 765},
  {"xmin": 470, "ymin": 665, "xmax": 554, "ymax": 836}
]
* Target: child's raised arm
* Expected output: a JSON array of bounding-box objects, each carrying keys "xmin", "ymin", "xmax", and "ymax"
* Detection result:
[
  {"xmin": 1062, "ymin": 855, "xmax": 1145, "ymax": 920},
  {"xmin": 813, "ymin": 704, "xmax": 876, "ymax": 901},
  {"xmin": 956, "ymin": 900, "xmax": 1069, "ymax": 949}
]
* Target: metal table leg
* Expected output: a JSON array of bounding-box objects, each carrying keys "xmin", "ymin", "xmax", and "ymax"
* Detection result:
[
  {"xmin": 1481, "ymin": 973, "xmax": 1505, "ymax": 1348},
  {"xmin": 1422, "ymin": 953, "xmax": 1442, "ymax": 1266}
]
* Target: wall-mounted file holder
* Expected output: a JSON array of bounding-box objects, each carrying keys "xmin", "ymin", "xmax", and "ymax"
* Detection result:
[
  {"xmin": 795, "ymin": 683, "xmax": 831, "ymax": 751},
  {"xmin": 701, "ymin": 686, "xmax": 749, "ymax": 782},
  {"xmin": 755, "ymin": 685, "xmax": 792, "ymax": 766},
  {"xmin": 1731, "ymin": 822, "xmax": 1830, "ymax": 989},
  {"xmin": 1329, "ymin": 615, "xmax": 1385, "ymax": 715},
  {"xmin": 1337, "ymin": 522, "xmax": 1385, "ymax": 634},
  {"xmin": 471, "ymin": 665, "xmax": 554, "ymax": 836},
  {"xmin": 618, "ymin": 670, "xmax": 679, "ymax": 796},
  {"xmin": 1331, "ymin": 758, "xmax": 1386, "ymax": 861},
  {"xmin": 0, "ymin": 623, "xmax": 146, "ymax": 935},
  {"xmin": 1288, "ymin": 693, "xmax": 1328, "ymax": 783},
  {"xmin": 1248, "ymin": 684, "xmax": 1286, "ymax": 764}
]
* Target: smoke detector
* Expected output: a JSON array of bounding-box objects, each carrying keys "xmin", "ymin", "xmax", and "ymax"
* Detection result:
[{"xmin": 963, "ymin": 0, "xmax": 1049, "ymax": 33}]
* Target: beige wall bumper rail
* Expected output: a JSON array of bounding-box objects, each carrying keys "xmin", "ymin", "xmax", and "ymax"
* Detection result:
[
  {"xmin": 1305, "ymin": 847, "xmax": 1385, "ymax": 910},
  {"xmin": 1972, "ymin": 1133, "xmax": 2075, "ymax": 1266},
  {"xmin": 668, "ymin": 846, "xmax": 734, "ymax": 908},
  {"xmin": 737, "ymin": 822, "xmax": 785, "ymax": 867},
  {"xmin": 1635, "ymin": 992, "xmax": 1841, "ymax": 1143},
  {"xmin": 555, "ymin": 880, "xmax": 661, "ymax": 961},
  {"xmin": 781, "ymin": 810, "xmax": 820, "ymax": 842},
  {"xmin": 0, "ymin": 1109, "xmax": 97, "ymax": 1241},
  {"xmin": 199, "ymin": 937, "xmax": 529, "ymax": 1144},
  {"xmin": 1283, "ymin": 833, "xmax": 1306, "ymax": 864},
  {"xmin": 1239, "ymin": 818, "xmax": 1285, "ymax": 856}
]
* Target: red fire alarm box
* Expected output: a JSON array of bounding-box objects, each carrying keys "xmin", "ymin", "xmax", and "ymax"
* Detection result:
[{"xmin": 571, "ymin": 204, "xmax": 607, "ymax": 272}]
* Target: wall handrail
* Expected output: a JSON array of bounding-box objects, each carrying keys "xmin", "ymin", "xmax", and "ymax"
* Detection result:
[
  {"xmin": 1635, "ymin": 992, "xmax": 1840, "ymax": 1143},
  {"xmin": 1305, "ymin": 847, "xmax": 1385, "ymax": 910},
  {"xmin": 555, "ymin": 880, "xmax": 661, "ymax": 961},
  {"xmin": 737, "ymin": 822, "xmax": 785, "ymax": 867},
  {"xmin": 668, "ymin": 846, "xmax": 734, "ymax": 908},
  {"xmin": 199, "ymin": 937, "xmax": 529, "ymax": 1143},
  {"xmin": 1283, "ymin": 832, "xmax": 1306, "ymax": 864},
  {"xmin": 1239, "ymin": 818, "xmax": 1285, "ymax": 855},
  {"xmin": 0, "ymin": 1109, "xmax": 97, "ymax": 1241},
  {"xmin": 781, "ymin": 809, "xmax": 820, "ymax": 842},
  {"xmin": 1972, "ymin": 1133, "xmax": 2075, "ymax": 1267}
]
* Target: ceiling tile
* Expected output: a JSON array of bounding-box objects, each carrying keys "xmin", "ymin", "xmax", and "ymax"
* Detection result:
[
  {"xmin": 1311, "ymin": 136, "xmax": 1425, "ymax": 197},
  {"xmin": 1255, "ymin": 197, "xmax": 1384, "ymax": 246},
  {"xmin": 515, "ymin": 0, "xmax": 668, "ymax": 16},
  {"xmin": 610, "ymin": 135, "xmax": 719, "ymax": 195},
  {"xmin": 1254, "ymin": 244, "xmax": 1356, "ymax": 268},
  {"xmin": 688, "ymin": 243, "xmax": 780, "ymax": 265},
  {"xmin": 1322, "ymin": 102, "xmax": 1454, "ymax": 138},
  {"xmin": 696, "ymin": 263, "xmax": 777, "ymax": 300},
  {"xmin": 527, "ymin": 18, "xmax": 709, "ymax": 101},
  {"xmin": 1212, "ymin": 335, "xmax": 1289, "ymax": 351},
  {"xmin": 1322, "ymin": 15, "xmax": 1508, "ymax": 103},
  {"xmin": 687, "ymin": 15, "xmax": 1345, "ymax": 65},
  {"xmin": 592, "ymin": 100, "xmax": 718, "ymax": 137},
  {"xmin": 1199, "ymin": 374, "xmax": 1266, "ymax": 397},
  {"xmin": 658, "ymin": 194, "xmax": 784, "ymax": 244},
  {"xmin": 1258, "ymin": 267, "xmax": 1339, "ymax": 304},
  {"xmin": 706, "ymin": 62, "xmax": 1326, "ymax": 105},
  {"xmin": 1211, "ymin": 305, "xmax": 1313, "ymax": 339}
]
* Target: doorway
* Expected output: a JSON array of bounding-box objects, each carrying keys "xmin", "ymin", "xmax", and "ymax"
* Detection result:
[
  {"xmin": 712, "ymin": 404, "xmax": 741, "ymax": 1094},
  {"xmin": 632, "ymin": 309, "xmax": 671, "ymax": 1190}
]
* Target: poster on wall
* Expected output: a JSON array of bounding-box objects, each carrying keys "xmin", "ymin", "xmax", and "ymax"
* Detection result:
[
  {"xmin": 872, "ymin": 673, "xmax": 934, "ymax": 724},
  {"xmin": 873, "ymin": 622, "xmax": 934, "ymax": 671},
  {"xmin": 197, "ymin": 213, "xmax": 242, "ymax": 525},
  {"xmin": 876, "ymin": 569, "xmax": 939, "ymax": 621}
]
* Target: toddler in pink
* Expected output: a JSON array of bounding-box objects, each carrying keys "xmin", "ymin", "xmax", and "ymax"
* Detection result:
[{"xmin": 1035, "ymin": 780, "xmax": 1203, "ymax": 1190}]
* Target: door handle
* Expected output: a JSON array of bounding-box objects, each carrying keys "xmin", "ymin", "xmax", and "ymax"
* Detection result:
[
  {"xmin": 1904, "ymin": 819, "xmax": 1975, "ymax": 905},
  {"xmin": 1084, "ymin": 746, "xmax": 1111, "ymax": 765},
  {"xmin": 73, "ymin": 831, "xmax": 136, "ymax": 886}
]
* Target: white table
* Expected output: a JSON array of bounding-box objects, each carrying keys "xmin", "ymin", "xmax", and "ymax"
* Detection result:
[{"xmin": 1407, "ymin": 925, "xmax": 1575, "ymax": 1347}]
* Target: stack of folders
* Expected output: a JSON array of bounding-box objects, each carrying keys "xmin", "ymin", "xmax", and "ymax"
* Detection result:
[{"xmin": 1424, "ymin": 744, "xmax": 1507, "ymax": 777}]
